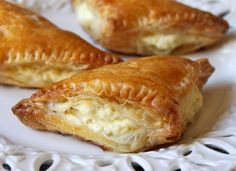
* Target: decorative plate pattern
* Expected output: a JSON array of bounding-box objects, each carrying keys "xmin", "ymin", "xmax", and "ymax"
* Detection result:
[{"xmin": 1, "ymin": 0, "xmax": 236, "ymax": 171}]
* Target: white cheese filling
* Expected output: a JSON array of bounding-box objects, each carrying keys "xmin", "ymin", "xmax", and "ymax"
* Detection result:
[
  {"xmin": 142, "ymin": 34, "xmax": 204, "ymax": 52},
  {"xmin": 75, "ymin": 2, "xmax": 102, "ymax": 39},
  {"xmin": 48, "ymin": 95, "xmax": 155, "ymax": 148}
]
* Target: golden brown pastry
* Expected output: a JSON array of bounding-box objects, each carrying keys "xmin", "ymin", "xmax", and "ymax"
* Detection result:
[
  {"xmin": 0, "ymin": 0, "xmax": 122, "ymax": 88},
  {"xmin": 12, "ymin": 56, "xmax": 214, "ymax": 153},
  {"xmin": 72, "ymin": 0, "xmax": 229, "ymax": 55}
]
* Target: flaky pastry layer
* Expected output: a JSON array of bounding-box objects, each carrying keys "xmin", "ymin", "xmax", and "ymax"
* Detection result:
[
  {"xmin": 72, "ymin": 0, "xmax": 228, "ymax": 55},
  {"xmin": 12, "ymin": 56, "xmax": 214, "ymax": 152},
  {"xmin": 0, "ymin": 0, "xmax": 122, "ymax": 88},
  {"xmin": 0, "ymin": 65, "xmax": 87, "ymax": 88}
]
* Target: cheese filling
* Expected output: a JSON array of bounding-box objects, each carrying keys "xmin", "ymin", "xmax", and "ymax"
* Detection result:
[
  {"xmin": 180, "ymin": 85, "xmax": 203, "ymax": 124},
  {"xmin": 142, "ymin": 34, "xmax": 208, "ymax": 53},
  {"xmin": 48, "ymin": 95, "xmax": 163, "ymax": 149},
  {"xmin": 75, "ymin": 2, "xmax": 102, "ymax": 39}
]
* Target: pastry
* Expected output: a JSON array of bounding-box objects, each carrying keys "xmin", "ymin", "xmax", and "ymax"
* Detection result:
[
  {"xmin": 12, "ymin": 56, "xmax": 214, "ymax": 153},
  {"xmin": 0, "ymin": 0, "xmax": 122, "ymax": 88},
  {"xmin": 72, "ymin": 0, "xmax": 229, "ymax": 55}
]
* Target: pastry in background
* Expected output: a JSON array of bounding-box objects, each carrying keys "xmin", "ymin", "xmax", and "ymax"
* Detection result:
[
  {"xmin": 0, "ymin": 0, "xmax": 122, "ymax": 88},
  {"xmin": 72, "ymin": 0, "xmax": 229, "ymax": 55},
  {"xmin": 13, "ymin": 56, "xmax": 214, "ymax": 153}
]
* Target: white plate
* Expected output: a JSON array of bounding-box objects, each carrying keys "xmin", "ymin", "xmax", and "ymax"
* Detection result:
[{"xmin": 1, "ymin": 1, "xmax": 236, "ymax": 171}]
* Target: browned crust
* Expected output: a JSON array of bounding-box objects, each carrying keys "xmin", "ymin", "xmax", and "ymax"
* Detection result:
[
  {"xmin": 194, "ymin": 58, "xmax": 215, "ymax": 89},
  {"xmin": 72, "ymin": 0, "xmax": 229, "ymax": 55},
  {"xmin": 0, "ymin": 0, "xmax": 122, "ymax": 87},
  {"xmin": 12, "ymin": 56, "xmax": 214, "ymax": 152}
]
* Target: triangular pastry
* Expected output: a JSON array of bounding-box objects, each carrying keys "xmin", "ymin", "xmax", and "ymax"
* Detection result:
[
  {"xmin": 0, "ymin": 1, "xmax": 122, "ymax": 88},
  {"xmin": 72, "ymin": 0, "xmax": 229, "ymax": 55},
  {"xmin": 13, "ymin": 56, "xmax": 214, "ymax": 153}
]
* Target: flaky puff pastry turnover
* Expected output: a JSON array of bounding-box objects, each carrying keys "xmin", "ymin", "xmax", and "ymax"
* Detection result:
[
  {"xmin": 72, "ymin": 0, "xmax": 229, "ymax": 55},
  {"xmin": 12, "ymin": 56, "xmax": 214, "ymax": 153},
  {"xmin": 0, "ymin": 0, "xmax": 122, "ymax": 88}
]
